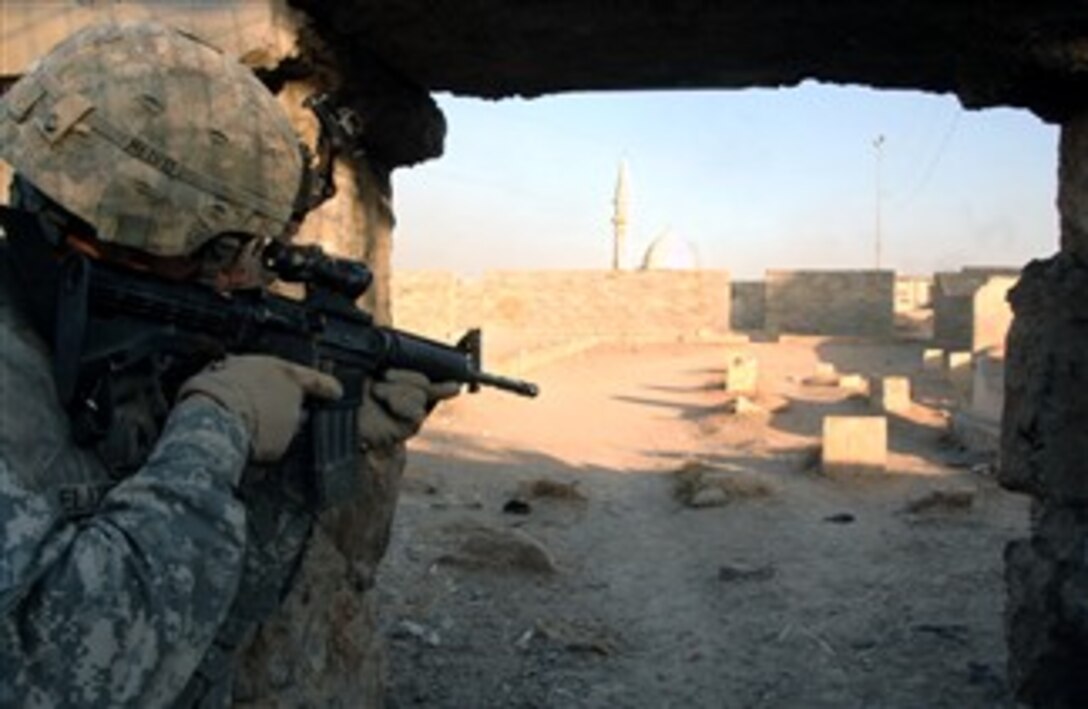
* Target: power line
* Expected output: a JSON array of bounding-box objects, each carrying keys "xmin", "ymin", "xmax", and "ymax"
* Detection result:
[{"xmin": 897, "ymin": 106, "xmax": 962, "ymax": 205}]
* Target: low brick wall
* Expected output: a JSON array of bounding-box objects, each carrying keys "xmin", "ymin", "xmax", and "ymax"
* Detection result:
[
  {"xmin": 764, "ymin": 270, "xmax": 894, "ymax": 337},
  {"xmin": 393, "ymin": 269, "xmax": 731, "ymax": 359}
]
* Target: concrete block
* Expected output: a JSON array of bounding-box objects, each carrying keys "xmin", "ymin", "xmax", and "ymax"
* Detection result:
[
  {"xmin": 724, "ymin": 353, "xmax": 758, "ymax": 394},
  {"xmin": 946, "ymin": 350, "xmax": 972, "ymax": 371},
  {"xmin": 870, "ymin": 376, "xmax": 912, "ymax": 414},
  {"xmin": 946, "ymin": 351, "xmax": 973, "ymax": 403},
  {"xmin": 730, "ymin": 395, "xmax": 768, "ymax": 417},
  {"xmin": 922, "ymin": 348, "xmax": 944, "ymax": 372},
  {"xmin": 837, "ymin": 374, "xmax": 869, "ymax": 395},
  {"xmin": 822, "ymin": 416, "xmax": 888, "ymax": 475},
  {"xmin": 804, "ymin": 361, "xmax": 839, "ymax": 386}
]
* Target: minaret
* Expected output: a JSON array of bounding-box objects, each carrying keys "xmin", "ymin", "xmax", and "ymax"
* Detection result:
[{"xmin": 611, "ymin": 160, "xmax": 630, "ymax": 271}]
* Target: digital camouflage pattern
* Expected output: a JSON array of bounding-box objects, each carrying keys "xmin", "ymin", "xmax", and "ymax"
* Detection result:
[
  {"xmin": 0, "ymin": 19, "xmax": 331, "ymax": 707},
  {"xmin": 0, "ymin": 261, "xmax": 248, "ymax": 705},
  {"xmin": 0, "ymin": 248, "xmax": 316, "ymax": 705},
  {"xmin": 0, "ymin": 21, "xmax": 305, "ymax": 257}
]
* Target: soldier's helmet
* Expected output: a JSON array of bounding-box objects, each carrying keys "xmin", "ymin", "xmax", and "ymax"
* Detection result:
[{"xmin": 0, "ymin": 21, "xmax": 306, "ymax": 257}]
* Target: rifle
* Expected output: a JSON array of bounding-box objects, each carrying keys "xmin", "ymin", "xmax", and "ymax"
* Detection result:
[{"xmin": 0, "ymin": 206, "xmax": 538, "ymax": 508}]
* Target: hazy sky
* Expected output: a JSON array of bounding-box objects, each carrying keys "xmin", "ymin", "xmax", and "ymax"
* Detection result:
[{"xmin": 391, "ymin": 81, "xmax": 1059, "ymax": 280}]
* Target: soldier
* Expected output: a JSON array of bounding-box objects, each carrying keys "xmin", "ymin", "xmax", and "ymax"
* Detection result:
[{"xmin": 0, "ymin": 21, "xmax": 456, "ymax": 706}]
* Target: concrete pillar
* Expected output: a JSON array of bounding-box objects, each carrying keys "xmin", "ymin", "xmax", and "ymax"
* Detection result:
[
  {"xmin": 998, "ymin": 112, "xmax": 1088, "ymax": 708},
  {"xmin": 232, "ymin": 18, "xmax": 441, "ymax": 706},
  {"xmin": 870, "ymin": 376, "xmax": 911, "ymax": 414}
]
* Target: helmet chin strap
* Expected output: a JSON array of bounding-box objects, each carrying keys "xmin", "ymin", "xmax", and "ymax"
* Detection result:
[
  {"xmin": 292, "ymin": 93, "xmax": 367, "ymax": 220},
  {"xmin": 12, "ymin": 173, "xmax": 232, "ymax": 286}
]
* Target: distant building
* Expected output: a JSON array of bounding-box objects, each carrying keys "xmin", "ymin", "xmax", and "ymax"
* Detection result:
[
  {"xmin": 612, "ymin": 161, "xmax": 630, "ymax": 270},
  {"xmin": 641, "ymin": 229, "xmax": 700, "ymax": 270}
]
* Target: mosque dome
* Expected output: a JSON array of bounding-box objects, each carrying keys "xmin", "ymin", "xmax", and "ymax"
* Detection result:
[{"xmin": 641, "ymin": 229, "xmax": 700, "ymax": 270}]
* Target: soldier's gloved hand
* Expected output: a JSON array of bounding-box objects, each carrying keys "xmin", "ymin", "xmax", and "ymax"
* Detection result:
[
  {"xmin": 178, "ymin": 355, "xmax": 343, "ymax": 462},
  {"xmin": 359, "ymin": 369, "xmax": 460, "ymax": 449}
]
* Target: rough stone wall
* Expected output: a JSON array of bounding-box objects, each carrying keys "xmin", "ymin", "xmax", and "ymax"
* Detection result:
[
  {"xmin": 730, "ymin": 280, "xmax": 766, "ymax": 331},
  {"xmin": 392, "ymin": 269, "xmax": 732, "ymax": 359},
  {"xmin": 764, "ymin": 270, "xmax": 894, "ymax": 337},
  {"xmin": 998, "ymin": 115, "xmax": 1088, "ymax": 708},
  {"xmin": 239, "ymin": 132, "xmax": 399, "ymax": 707}
]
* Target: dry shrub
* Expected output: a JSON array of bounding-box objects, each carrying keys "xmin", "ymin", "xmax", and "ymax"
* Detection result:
[
  {"xmin": 672, "ymin": 459, "xmax": 776, "ymax": 507},
  {"xmin": 518, "ymin": 478, "xmax": 587, "ymax": 502},
  {"xmin": 903, "ymin": 488, "xmax": 975, "ymax": 514}
]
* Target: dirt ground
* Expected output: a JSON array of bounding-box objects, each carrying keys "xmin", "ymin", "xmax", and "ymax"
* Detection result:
[{"xmin": 377, "ymin": 336, "xmax": 1029, "ymax": 708}]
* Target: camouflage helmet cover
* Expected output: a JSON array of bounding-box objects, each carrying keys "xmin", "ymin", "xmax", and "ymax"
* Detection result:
[{"xmin": 0, "ymin": 21, "xmax": 305, "ymax": 257}]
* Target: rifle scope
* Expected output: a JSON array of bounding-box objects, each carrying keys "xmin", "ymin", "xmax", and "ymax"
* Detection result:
[{"xmin": 263, "ymin": 240, "xmax": 373, "ymax": 299}]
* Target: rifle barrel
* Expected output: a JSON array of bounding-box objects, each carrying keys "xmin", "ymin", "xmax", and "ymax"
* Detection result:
[{"xmin": 474, "ymin": 371, "xmax": 539, "ymax": 398}]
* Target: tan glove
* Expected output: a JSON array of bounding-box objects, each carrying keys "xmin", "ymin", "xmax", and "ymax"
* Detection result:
[
  {"xmin": 178, "ymin": 355, "xmax": 343, "ymax": 462},
  {"xmin": 358, "ymin": 369, "xmax": 460, "ymax": 449}
]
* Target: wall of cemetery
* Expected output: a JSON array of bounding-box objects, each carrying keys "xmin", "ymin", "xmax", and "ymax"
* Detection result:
[
  {"xmin": 396, "ymin": 269, "xmax": 913, "ymax": 349},
  {"xmin": 764, "ymin": 270, "xmax": 896, "ymax": 337},
  {"xmin": 393, "ymin": 270, "xmax": 733, "ymax": 357}
]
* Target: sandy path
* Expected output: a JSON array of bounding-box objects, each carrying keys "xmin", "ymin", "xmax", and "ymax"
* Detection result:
[{"xmin": 379, "ymin": 340, "xmax": 1027, "ymax": 708}]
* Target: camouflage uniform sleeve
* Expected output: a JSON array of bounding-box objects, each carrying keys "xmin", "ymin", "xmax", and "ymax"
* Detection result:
[{"xmin": 0, "ymin": 396, "xmax": 250, "ymax": 708}]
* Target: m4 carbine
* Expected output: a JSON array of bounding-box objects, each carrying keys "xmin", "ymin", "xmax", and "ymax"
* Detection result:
[{"xmin": 3, "ymin": 206, "xmax": 538, "ymax": 508}]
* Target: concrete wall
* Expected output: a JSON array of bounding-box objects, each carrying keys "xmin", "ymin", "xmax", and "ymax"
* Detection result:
[
  {"xmin": 932, "ymin": 271, "xmax": 985, "ymax": 349},
  {"xmin": 730, "ymin": 280, "xmax": 766, "ymax": 331},
  {"xmin": 972, "ymin": 276, "xmax": 1017, "ymax": 354},
  {"xmin": 764, "ymin": 269, "xmax": 895, "ymax": 337},
  {"xmin": 393, "ymin": 269, "xmax": 732, "ymax": 358},
  {"xmin": 933, "ymin": 270, "xmax": 1018, "ymax": 352}
]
